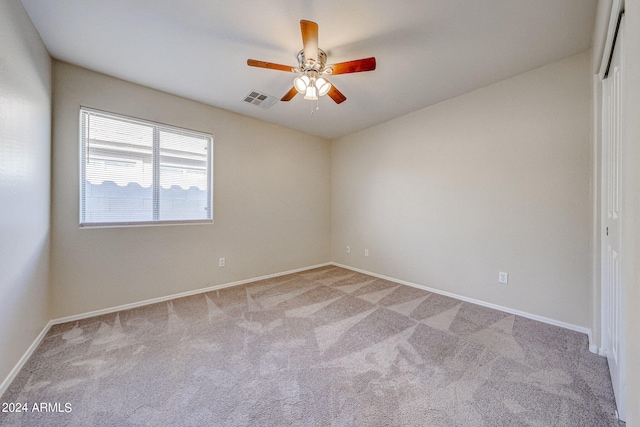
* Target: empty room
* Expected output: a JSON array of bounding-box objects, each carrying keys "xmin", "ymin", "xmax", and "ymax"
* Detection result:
[{"xmin": 1, "ymin": 0, "xmax": 639, "ymax": 425}]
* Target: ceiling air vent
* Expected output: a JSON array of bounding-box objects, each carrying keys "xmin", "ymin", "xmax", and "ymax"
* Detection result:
[{"xmin": 242, "ymin": 90, "xmax": 278, "ymax": 110}]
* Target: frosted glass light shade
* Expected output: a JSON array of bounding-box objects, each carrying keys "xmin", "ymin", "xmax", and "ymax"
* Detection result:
[
  {"xmin": 315, "ymin": 78, "xmax": 331, "ymax": 96},
  {"xmin": 294, "ymin": 75, "xmax": 310, "ymax": 93},
  {"xmin": 304, "ymin": 85, "xmax": 318, "ymax": 100}
]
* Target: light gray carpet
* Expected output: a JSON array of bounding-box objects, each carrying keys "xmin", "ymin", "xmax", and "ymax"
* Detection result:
[{"xmin": 0, "ymin": 266, "xmax": 623, "ymax": 426}]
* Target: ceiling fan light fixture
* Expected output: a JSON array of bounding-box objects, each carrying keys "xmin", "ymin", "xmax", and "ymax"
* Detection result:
[
  {"xmin": 294, "ymin": 75, "xmax": 310, "ymax": 93},
  {"xmin": 247, "ymin": 20, "xmax": 376, "ymax": 106},
  {"xmin": 316, "ymin": 78, "xmax": 331, "ymax": 96}
]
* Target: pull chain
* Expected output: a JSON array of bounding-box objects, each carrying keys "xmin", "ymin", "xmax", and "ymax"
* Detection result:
[{"xmin": 311, "ymin": 98, "xmax": 319, "ymax": 114}]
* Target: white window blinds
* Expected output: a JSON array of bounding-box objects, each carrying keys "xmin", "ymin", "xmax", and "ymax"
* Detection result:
[{"xmin": 80, "ymin": 107, "xmax": 213, "ymax": 226}]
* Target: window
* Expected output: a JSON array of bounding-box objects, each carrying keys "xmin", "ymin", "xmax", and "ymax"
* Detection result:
[{"xmin": 80, "ymin": 107, "xmax": 213, "ymax": 226}]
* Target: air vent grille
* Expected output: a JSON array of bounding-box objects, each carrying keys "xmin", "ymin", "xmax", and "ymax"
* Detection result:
[{"xmin": 242, "ymin": 90, "xmax": 278, "ymax": 109}]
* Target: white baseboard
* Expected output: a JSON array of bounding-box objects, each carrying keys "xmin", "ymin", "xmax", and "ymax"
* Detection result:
[
  {"xmin": 52, "ymin": 263, "xmax": 332, "ymax": 325},
  {"xmin": 1, "ymin": 262, "xmax": 331, "ymax": 395},
  {"xmin": 331, "ymin": 262, "xmax": 598, "ymax": 352},
  {"xmin": 0, "ymin": 320, "xmax": 54, "ymax": 397}
]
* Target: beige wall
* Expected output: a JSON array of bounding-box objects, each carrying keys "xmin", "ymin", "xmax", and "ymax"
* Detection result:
[
  {"xmin": 0, "ymin": 1, "xmax": 51, "ymax": 383},
  {"xmin": 623, "ymin": 1, "xmax": 640, "ymax": 423},
  {"xmin": 51, "ymin": 62, "xmax": 331, "ymax": 318},
  {"xmin": 331, "ymin": 52, "xmax": 593, "ymax": 328}
]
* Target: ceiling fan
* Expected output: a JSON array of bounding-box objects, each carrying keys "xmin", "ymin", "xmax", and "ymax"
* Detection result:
[{"xmin": 247, "ymin": 20, "xmax": 376, "ymax": 105}]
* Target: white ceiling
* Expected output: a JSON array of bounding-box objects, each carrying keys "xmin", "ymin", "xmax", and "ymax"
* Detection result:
[{"xmin": 20, "ymin": 0, "xmax": 597, "ymax": 139}]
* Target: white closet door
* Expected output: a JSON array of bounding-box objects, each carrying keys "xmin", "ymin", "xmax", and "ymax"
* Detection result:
[{"xmin": 602, "ymin": 15, "xmax": 626, "ymax": 422}]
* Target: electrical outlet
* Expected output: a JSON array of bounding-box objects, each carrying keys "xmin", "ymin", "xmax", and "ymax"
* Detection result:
[
  {"xmin": 219, "ymin": 258, "xmax": 225, "ymax": 267},
  {"xmin": 364, "ymin": 249, "xmax": 369, "ymax": 257},
  {"xmin": 499, "ymin": 272, "xmax": 508, "ymax": 284},
  {"xmin": 346, "ymin": 246, "xmax": 351, "ymax": 253}
]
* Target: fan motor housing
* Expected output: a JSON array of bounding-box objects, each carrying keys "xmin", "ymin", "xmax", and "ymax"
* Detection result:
[{"xmin": 297, "ymin": 49, "xmax": 328, "ymax": 72}]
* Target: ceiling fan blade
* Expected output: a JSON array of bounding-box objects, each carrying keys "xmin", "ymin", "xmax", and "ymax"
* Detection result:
[
  {"xmin": 300, "ymin": 20, "xmax": 318, "ymax": 63},
  {"xmin": 247, "ymin": 59, "xmax": 294, "ymax": 72},
  {"xmin": 328, "ymin": 57, "xmax": 376, "ymax": 75},
  {"xmin": 281, "ymin": 87, "xmax": 298, "ymax": 102},
  {"xmin": 326, "ymin": 84, "xmax": 346, "ymax": 104}
]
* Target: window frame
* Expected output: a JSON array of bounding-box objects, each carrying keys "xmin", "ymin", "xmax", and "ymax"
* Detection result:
[{"xmin": 79, "ymin": 106, "xmax": 214, "ymax": 228}]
